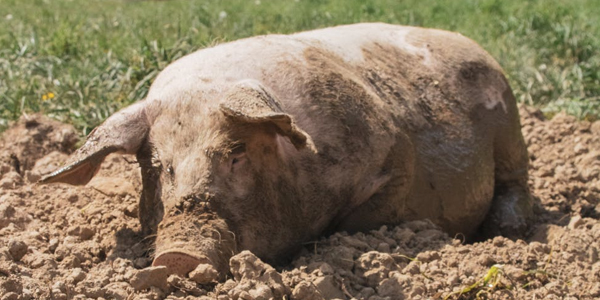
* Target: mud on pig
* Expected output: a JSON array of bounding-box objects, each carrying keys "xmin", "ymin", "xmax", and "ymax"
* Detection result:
[{"xmin": 42, "ymin": 23, "xmax": 534, "ymax": 280}]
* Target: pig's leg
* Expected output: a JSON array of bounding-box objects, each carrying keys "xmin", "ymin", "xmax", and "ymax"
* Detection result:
[
  {"xmin": 477, "ymin": 89, "xmax": 533, "ymax": 239},
  {"xmin": 136, "ymin": 142, "xmax": 164, "ymax": 236},
  {"xmin": 335, "ymin": 131, "xmax": 415, "ymax": 233}
]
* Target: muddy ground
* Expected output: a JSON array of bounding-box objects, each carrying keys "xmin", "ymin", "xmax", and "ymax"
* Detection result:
[{"xmin": 0, "ymin": 105, "xmax": 598, "ymax": 300}]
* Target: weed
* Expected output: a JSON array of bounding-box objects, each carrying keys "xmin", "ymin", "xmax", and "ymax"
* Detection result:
[{"xmin": 444, "ymin": 264, "xmax": 511, "ymax": 300}]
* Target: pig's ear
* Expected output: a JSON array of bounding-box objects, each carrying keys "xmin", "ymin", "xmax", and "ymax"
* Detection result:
[
  {"xmin": 220, "ymin": 81, "xmax": 317, "ymax": 153},
  {"xmin": 40, "ymin": 102, "xmax": 150, "ymax": 185}
]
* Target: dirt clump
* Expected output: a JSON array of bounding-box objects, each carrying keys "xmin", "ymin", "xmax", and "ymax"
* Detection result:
[
  {"xmin": 0, "ymin": 114, "xmax": 78, "ymax": 182},
  {"xmin": 0, "ymin": 105, "xmax": 598, "ymax": 299}
]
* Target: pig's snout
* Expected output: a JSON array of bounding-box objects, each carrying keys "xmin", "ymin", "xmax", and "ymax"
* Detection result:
[
  {"xmin": 153, "ymin": 212, "xmax": 236, "ymax": 279},
  {"xmin": 152, "ymin": 250, "xmax": 205, "ymax": 276}
]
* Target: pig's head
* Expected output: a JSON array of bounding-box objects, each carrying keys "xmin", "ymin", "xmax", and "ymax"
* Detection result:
[{"xmin": 41, "ymin": 80, "xmax": 316, "ymax": 279}]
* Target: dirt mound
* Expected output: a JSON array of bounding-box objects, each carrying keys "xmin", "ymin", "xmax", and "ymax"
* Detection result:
[
  {"xmin": 0, "ymin": 105, "xmax": 598, "ymax": 300},
  {"xmin": 0, "ymin": 114, "xmax": 79, "ymax": 181}
]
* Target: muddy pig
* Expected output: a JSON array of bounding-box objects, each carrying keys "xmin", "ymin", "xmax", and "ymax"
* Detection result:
[{"xmin": 42, "ymin": 23, "xmax": 533, "ymax": 279}]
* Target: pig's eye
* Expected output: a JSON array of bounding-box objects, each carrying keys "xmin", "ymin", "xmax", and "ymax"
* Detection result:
[{"xmin": 229, "ymin": 143, "xmax": 247, "ymax": 171}]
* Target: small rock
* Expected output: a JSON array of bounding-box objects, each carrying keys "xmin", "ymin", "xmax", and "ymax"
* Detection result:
[
  {"xmin": 66, "ymin": 193, "xmax": 79, "ymax": 203},
  {"xmin": 0, "ymin": 277, "xmax": 23, "ymax": 296},
  {"xmin": 446, "ymin": 274, "xmax": 460, "ymax": 286},
  {"xmin": 291, "ymin": 281, "xmax": 324, "ymax": 300},
  {"xmin": 360, "ymin": 287, "xmax": 376, "ymax": 299},
  {"xmin": 51, "ymin": 291, "xmax": 67, "ymax": 300},
  {"xmin": 24, "ymin": 171, "xmax": 41, "ymax": 183},
  {"xmin": 8, "ymin": 240, "xmax": 28, "ymax": 261},
  {"xmin": 79, "ymin": 226, "xmax": 95, "ymax": 240},
  {"xmin": 167, "ymin": 274, "xmax": 180, "ymax": 286},
  {"xmin": 229, "ymin": 251, "xmax": 289, "ymax": 298},
  {"xmin": 574, "ymin": 143, "xmax": 588, "ymax": 155},
  {"xmin": 355, "ymin": 252, "xmax": 398, "ymax": 287},
  {"xmin": 478, "ymin": 255, "xmax": 495, "ymax": 267},
  {"xmin": 504, "ymin": 266, "xmax": 526, "ymax": 281},
  {"xmin": 492, "ymin": 236, "xmax": 505, "ymax": 247},
  {"xmin": 61, "ymin": 255, "xmax": 81, "ymax": 268},
  {"xmin": 415, "ymin": 251, "xmax": 441, "ymax": 263},
  {"xmin": 69, "ymin": 268, "xmax": 86, "ymax": 284},
  {"xmin": 0, "ymin": 172, "xmax": 22, "ymax": 190},
  {"xmin": 189, "ymin": 263, "xmax": 219, "ymax": 284},
  {"xmin": 230, "ymin": 251, "xmax": 269, "ymax": 281},
  {"xmin": 313, "ymin": 275, "xmax": 344, "ymax": 299},
  {"xmin": 103, "ymin": 282, "xmax": 132, "ymax": 300},
  {"xmin": 237, "ymin": 290, "xmax": 253, "ymax": 300},
  {"xmin": 409, "ymin": 283, "xmax": 426, "ymax": 297},
  {"xmin": 323, "ymin": 246, "xmax": 355, "ymax": 270},
  {"xmin": 403, "ymin": 261, "xmax": 420, "ymax": 275},
  {"xmin": 130, "ymin": 265, "xmax": 169, "ymax": 291},
  {"xmin": 248, "ymin": 283, "xmax": 274, "ymax": 300},
  {"xmin": 568, "ymin": 215, "xmax": 584, "ymax": 229},
  {"xmin": 124, "ymin": 203, "xmax": 138, "ymax": 218},
  {"xmin": 308, "ymin": 262, "xmax": 334, "ymax": 276},
  {"xmin": 378, "ymin": 277, "xmax": 405, "ymax": 299},
  {"xmin": 392, "ymin": 228, "xmax": 415, "ymax": 243},
  {"xmin": 340, "ymin": 236, "xmax": 370, "ymax": 250},
  {"xmin": 529, "ymin": 241, "xmax": 550, "ymax": 254},
  {"xmin": 67, "ymin": 225, "xmax": 95, "ymax": 240}
]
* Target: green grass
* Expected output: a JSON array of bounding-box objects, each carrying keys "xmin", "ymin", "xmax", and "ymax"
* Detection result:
[{"xmin": 1, "ymin": 0, "xmax": 599, "ymax": 135}]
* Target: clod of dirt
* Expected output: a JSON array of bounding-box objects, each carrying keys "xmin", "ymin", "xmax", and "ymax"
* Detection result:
[
  {"xmin": 0, "ymin": 277, "xmax": 23, "ymax": 300},
  {"xmin": 103, "ymin": 282, "xmax": 133, "ymax": 300},
  {"xmin": 355, "ymin": 251, "xmax": 399, "ymax": 287},
  {"xmin": 7, "ymin": 240, "xmax": 27, "ymax": 261},
  {"xmin": 228, "ymin": 251, "xmax": 289, "ymax": 299},
  {"xmin": 0, "ymin": 114, "xmax": 78, "ymax": 175},
  {"xmin": 376, "ymin": 273, "xmax": 408, "ymax": 299},
  {"xmin": 0, "ymin": 106, "xmax": 599, "ymax": 299},
  {"xmin": 0, "ymin": 172, "xmax": 22, "ymax": 190},
  {"xmin": 312, "ymin": 275, "xmax": 345, "ymax": 299},
  {"xmin": 68, "ymin": 268, "xmax": 87, "ymax": 284},
  {"xmin": 568, "ymin": 215, "xmax": 585, "ymax": 229},
  {"xmin": 189, "ymin": 263, "xmax": 219, "ymax": 284},
  {"xmin": 130, "ymin": 265, "xmax": 170, "ymax": 291},
  {"xmin": 291, "ymin": 281, "xmax": 325, "ymax": 300}
]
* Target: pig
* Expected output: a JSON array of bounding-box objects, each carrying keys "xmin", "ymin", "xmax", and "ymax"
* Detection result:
[{"xmin": 42, "ymin": 23, "xmax": 533, "ymax": 279}]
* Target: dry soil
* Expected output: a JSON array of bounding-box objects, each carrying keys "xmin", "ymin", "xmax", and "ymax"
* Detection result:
[{"xmin": 0, "ymin": 105, "xmax": 598, "ymax": 300}]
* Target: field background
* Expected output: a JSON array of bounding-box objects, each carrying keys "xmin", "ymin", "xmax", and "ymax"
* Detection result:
[{"xmin": 1, "ymin": 0, "xmax": 599, "ymax": 135}]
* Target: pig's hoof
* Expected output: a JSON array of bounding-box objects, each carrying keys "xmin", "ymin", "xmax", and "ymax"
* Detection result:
[{"xmin": 152, "ymin": 251, "xmax": 203, "ymax": 276}]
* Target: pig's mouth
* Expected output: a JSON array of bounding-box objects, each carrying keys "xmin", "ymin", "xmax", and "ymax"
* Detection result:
[{"xmin": 152, "ymin": 249, "xmax": 209, "ymax": 276}]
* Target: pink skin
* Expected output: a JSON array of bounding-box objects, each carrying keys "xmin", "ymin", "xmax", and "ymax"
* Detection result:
[{"xmin": 41, "ymin": 23, "xmax": 533, "ymax": 278}]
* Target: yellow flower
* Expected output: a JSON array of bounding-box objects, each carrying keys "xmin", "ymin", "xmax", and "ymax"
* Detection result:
[{"xmin": 41, "ymin": 92, "xmax": 55, "ymax": 101}]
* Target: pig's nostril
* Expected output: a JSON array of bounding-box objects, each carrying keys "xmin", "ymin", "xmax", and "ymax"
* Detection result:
[{"xmin": 152, "ymin": 251, "xmax": 203, "ymax": 276}]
